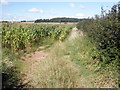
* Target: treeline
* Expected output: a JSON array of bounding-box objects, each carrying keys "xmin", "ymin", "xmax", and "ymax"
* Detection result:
[
  {"xmin": 34, "ymin": 17, "xmax": 89, "ymax": 23},
  {"xmin": 77, "ymin": 2, "xmax": 120, "ymax": 67},
  {"xmin": 1, "ymin": 21, "xmax": 9, "ymax": 23},
  {"xmin": 1, "ymin": 18, "xmax": 89, "ymax": 23}
]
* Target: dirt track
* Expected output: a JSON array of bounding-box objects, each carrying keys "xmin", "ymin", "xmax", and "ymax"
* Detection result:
[{"xmin": 21, "ymin": 46, "xmax": 48, "ymax": 61}]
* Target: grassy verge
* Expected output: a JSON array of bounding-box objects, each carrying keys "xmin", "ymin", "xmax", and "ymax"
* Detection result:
[{"xmin": 64, "ymin": 32, "xmax": 118, "ymax": 88}]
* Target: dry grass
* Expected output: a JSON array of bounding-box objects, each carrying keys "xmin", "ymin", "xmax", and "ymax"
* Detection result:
[
  {"xmin": 23, "ymin": 42, "xmax": 80, "ymax": 88},
  {"xmin": 22, "ymin": 30, "xmax": 82, "ymax": 88}
]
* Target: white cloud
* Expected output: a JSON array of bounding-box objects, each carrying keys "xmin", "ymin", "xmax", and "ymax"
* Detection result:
[
  {"xmin": 78, "ymin": 5, "xmax": 85, "ymax": 9},
  {"xmin": 0, "ymin": 14, "xmax": 35, "ymax": 21},
  {"xmin": 76, "ymin": 13, "xmax": 84, "ymax": 17},
  {"xmin": 0, "ymin": 0, "xmax": 9, "ymax": 5},
  {"xmin": 75, "ymin": 13, "xmax": 90, "ymax": 18},
  {"xmin": 1, "ymin": 14, "xmax": 17, "ymax": 21},
  {"xmin": 37, "ymin": 14, "xmax": 90, "ymax": 19},
  {"xmin": 28, "ymin": 8, "xmax": 44, "ymax": 14},
  {"xmin": 69, "ymin": 3, "xmax": 75, "ymax": 8},
  {"xmin": 37, "ymin": 15, "xmax": 72, "ymax": 19}
]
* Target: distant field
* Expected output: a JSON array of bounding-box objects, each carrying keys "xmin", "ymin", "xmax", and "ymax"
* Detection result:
[
  {"xmin": 21, "ymin": 22, "xmax": 78, "ymax": 24},
  {"xmin": 1, "ymin": 22, "xmax": 78, "ymax": 25}
]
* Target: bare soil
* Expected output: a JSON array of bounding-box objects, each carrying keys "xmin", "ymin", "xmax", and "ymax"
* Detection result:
[{"xmin": 21, "ymin": 46, "xmax": 48, "ymax": 61}]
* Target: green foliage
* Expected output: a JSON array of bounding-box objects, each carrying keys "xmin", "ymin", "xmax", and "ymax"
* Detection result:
[
  {"xmin": 77, "ymin": 2, "xmax": 120, "ymax": 66},
  {"xmin": 34, "ymin": 17, "xmax": 89, "ymax": 23}
]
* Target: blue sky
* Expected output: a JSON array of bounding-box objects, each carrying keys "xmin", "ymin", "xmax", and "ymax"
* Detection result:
[{"xmin": 0, "ymin": 0, "xmax": 119, "ymax": 21}]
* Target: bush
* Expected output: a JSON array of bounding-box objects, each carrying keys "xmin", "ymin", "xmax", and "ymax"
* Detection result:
[{"xmin": 77, "ymin": 2, "xmax": 120, "ymax": 66}]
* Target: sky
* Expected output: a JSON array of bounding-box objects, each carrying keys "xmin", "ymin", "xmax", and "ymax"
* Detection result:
[{"xmin": 0, "ymin": 0, "xmax": 119, "ymax": 21}]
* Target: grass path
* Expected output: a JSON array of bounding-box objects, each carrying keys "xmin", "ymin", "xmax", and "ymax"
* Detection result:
[
  {"xmin": 21, "ymin": 27, "xmax": 81, "ymax": 88},
  {"xmin": 21, "ymin": 27, "xmax": 116, "ymax": 88}
]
